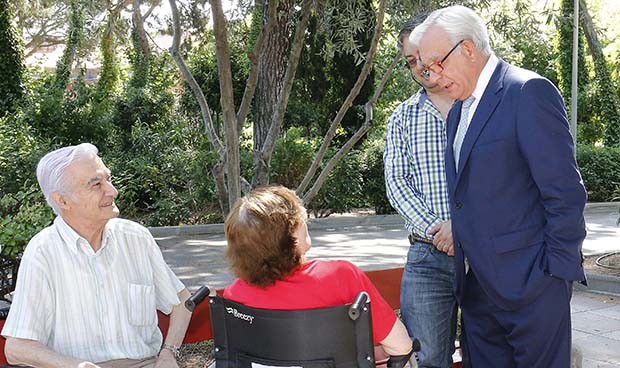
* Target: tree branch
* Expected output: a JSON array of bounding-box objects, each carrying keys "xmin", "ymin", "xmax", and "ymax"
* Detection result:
[
  {"xmin": 24, "ymin": 36, "xmax": 64, "ymax": 58},
  {"xmin": 112, "ymin": 0, "xmax": 133, "ymax": 13},
  {"xmin": 168, "ymin": 0, "xmax": 225, "ymax": 157},
  {"xmin": 579, "ymin": 0, "xmax": 602, "ymax": 60},
  {"xmin": 211, "ymin": 0, "xmax": 242, "ymax": 210},
  {"xmin": 297, "ymin": 0, "xmax": 386, "ymax": 197},
  {"xmin": 302, "ymin": 50, "xmax": 399, "ymax": 205},
  {"xmin": 23, "ymin": 16, "xmax": 65, "ymax": 54},
  {"xmin": 142, "ymin": 1, "xmax": 158, "ymax": 20}
]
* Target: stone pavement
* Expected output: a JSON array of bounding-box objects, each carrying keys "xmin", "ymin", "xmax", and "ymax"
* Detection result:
[
  {"xmin": 572, "ymin": 291, "xmax": 620, "ymax": 367},
  {"xmin": 582, "ymin": 203, "xmax": 620, "ymax": 257},
  {"xmin": 153, "ymin": 202, "xmax": 620, "ymax": 367}
]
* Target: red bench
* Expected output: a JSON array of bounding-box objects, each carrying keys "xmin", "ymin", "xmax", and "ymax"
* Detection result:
[{"xmin": 0, "ymin": 267, "xmax": 462, "ymax": 367}]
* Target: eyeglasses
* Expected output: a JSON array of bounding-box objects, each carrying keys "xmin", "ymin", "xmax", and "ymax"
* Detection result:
[
  {"xmin": 402, "ymin": 60, "xmax": 425, "ymax": 89},
  {"xmin": 419, "ymin": 39, "xmax": 464, "ymax": 80}
]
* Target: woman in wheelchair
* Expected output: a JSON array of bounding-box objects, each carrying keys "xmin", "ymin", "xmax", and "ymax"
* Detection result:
[{"xmin": 223, "ymin": 185, "xmax": 413, "ymax": 361}]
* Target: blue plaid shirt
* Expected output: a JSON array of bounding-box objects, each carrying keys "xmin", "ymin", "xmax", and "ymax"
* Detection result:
[{"xmin": 383, "ymin": 89, "xmax": 451, "ymax": 239}]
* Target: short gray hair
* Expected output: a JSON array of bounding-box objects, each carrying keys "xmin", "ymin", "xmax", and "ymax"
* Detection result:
[
  {"xmin": 410, "ymin": 5, "xmax": 492, "ymax": 56},
  {"xmin": 36, "ymin": 143, "xmax": 99, "ymax": 215}
]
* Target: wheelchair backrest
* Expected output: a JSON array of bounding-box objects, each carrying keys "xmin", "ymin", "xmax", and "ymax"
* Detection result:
[{"xmin": 209, "ymin": 292, "xmax": 375, "ymax": 368}]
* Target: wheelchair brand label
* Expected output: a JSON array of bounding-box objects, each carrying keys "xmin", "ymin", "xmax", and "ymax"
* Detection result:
[{"xmin": 226, "ymin": 307, "xmax": 255, "ymax": 324}]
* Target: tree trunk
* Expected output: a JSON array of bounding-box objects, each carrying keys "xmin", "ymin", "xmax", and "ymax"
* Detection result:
[
  {"xmin": 169, "ymin": 0, "xmax": 272, "ymax": 214},
  {"xmin": 252, "ymin": 0, "xmax": 313, "ymax": 188},
  {"xmin": 235, "ymin": 0, "xmax": 277, "ymax": 134},
  {"xmin": 95, "ymin": 5, "xmax": 119, "ymax": 103},
  {"xmin": 132, "ymin": 0, "xmax": 150, "ymax": 58},
  {"xmin": 54, "ymin": 0, "xmax": 83, "ymax": 91},
  {"xmin": 211, "ymin": 0, "xmax": 242, "ymax": 210},
  {"xmin": 251, "ymin": 0, "xmax": 294, "ymax": 187},
  {"xmin": 212, "ymin": 162, "xmax": 229, "ymax": 215}
]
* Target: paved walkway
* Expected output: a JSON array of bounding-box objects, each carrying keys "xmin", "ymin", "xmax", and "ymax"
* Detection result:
[
  {"xmin": 154, "ymin": 202, "xmax": 620, "ymax": 367},
  {"xmin": 582, "ymin": 203, "xmax": 620, "ymax": 257},
  {"xmin": 572, "ymin": 291, "xmax": 620, "ymax": 367}
]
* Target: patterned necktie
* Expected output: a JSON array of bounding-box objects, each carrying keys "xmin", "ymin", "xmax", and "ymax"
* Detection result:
[{"xmin": 453, "ymin": 96, "xmax": 476, "ymax": 170}]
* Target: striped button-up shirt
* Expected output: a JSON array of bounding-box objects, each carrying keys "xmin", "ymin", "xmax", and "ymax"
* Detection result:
[
  {"xmin": 2, "ymin": 216, "xmax": 185, "ymax": 363},
  {"xmin": 384, "ymin": 89, "xmax": 451, "ymax": 239}
]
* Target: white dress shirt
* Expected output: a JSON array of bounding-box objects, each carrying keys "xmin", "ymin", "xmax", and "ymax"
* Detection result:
[
  {"xmin": 2, "ymin": 216, "xmax": 185, "ymax": 363},
  {"xmin": 458, "ymin": 54, "xmax": 499, "ymax": 130},
  {"xmin": 454, "ymin": 54, "xmax": 499, "ymax": 273}
]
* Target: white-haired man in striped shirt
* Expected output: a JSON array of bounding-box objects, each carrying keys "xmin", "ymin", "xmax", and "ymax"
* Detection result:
[{"xmin": 2, "ymin": 143, "xmax": 192, "ymax": 368}]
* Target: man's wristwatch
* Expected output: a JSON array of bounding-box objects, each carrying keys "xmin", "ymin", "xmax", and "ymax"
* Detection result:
[{"xmin": 161, "ymin": 343, "xmax": 181, "ymax": 359}]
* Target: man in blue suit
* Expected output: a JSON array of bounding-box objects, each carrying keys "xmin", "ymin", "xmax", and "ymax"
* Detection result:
[{"xmin": 409, "ymin": 5, "xmax": 587, "ymax": 367}]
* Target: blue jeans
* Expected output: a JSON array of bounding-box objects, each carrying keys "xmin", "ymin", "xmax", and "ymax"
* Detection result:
[{"xmin": 400, "ymin": 241, "xmax": 457, "ymax": 368}]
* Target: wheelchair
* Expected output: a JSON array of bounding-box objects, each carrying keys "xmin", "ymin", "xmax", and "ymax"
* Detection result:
[{"xmin": 187, "ymin": 286, "xmax": 420, "ymax": 368}]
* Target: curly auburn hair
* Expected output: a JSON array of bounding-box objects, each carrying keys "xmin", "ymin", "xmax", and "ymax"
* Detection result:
[{"xmin": 225, "ymin": 185, "xmax": 308, "ymax": 288}]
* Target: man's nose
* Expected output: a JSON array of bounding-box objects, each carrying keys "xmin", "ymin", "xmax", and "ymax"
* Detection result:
[
  {"xmin": 427, "ymin": 70, "xmax": 441, "ymax": 84},
  {"xmin": 104, "ymin": 181, "xmax": 118, "ymax": 197}
]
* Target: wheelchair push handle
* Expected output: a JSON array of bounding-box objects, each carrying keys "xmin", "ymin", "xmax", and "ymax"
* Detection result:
[
  {"xmin": 348, "ymin": 291, "xmax": 369, "ymax": 320},
  {"xmin": 185, "ymin": 285, "xmax": 211, "ymax": 312}
]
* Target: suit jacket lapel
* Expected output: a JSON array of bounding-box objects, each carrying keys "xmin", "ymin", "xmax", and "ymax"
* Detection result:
[
  {"xmin": 455, "ymin": 60, "xmax": 508, "ymax": 185},
  {"xmin": 445, "ymin": 100, "xmax": 461, "ymax": 195}
]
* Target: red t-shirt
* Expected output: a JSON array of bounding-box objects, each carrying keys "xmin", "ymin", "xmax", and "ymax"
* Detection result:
[{"xmin": 223, "ymin": 259, "xmax": 397, "ymax": 343}]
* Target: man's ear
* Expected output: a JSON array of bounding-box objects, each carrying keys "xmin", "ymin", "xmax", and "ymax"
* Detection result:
[
  {"xmin": 51, "ymin": 192, "xmax": 70, "ymax": 211},
  {"xmin": 461, "ymin": 39, "xmax": 477, "ymax": 59}
]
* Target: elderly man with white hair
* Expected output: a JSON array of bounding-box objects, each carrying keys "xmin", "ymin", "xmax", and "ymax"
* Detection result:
[
  {"xmin": 2, "ymin": 143, "xmax": 192, "ymax": 368},
  {"xmin": 410, "ymin": 5, "xmax": 586, "ymax": 367}
]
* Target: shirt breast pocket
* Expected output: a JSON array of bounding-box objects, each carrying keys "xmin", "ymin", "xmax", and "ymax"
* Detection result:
[{"xmin": 128, "ymin": 283, "xmax": 156, "ymax": 326}]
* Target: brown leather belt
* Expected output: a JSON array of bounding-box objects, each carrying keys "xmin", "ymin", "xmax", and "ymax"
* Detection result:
[{"xmin": 408, "ymin": 233, "xmax": 434, "ymax": 246}]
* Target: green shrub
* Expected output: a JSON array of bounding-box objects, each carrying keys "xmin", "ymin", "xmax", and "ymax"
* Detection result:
[
  {"xmin": 271, "ymin": 127, "xmax": 367, "ymax": 217},
  {"xmin": 0, "ymin": 113, "xmax": 49, "ymax": 195},
  {"xmin": 0, "ymin": 186, "xmax": 54, "ymax": 258},
  {"xmin": 577, "ymin": 144, "xmax": 620, "ymax": 202},
  {"xmin": 271, "ymin": 127, "xmax": 318, "ymax": 188},
  {"xmin": 0, "ymin": 110, "xmax": 53, "ymax": 258},
  {"xmin": 108, "ymin": 53, "xmax": 176, "ymax": 151},
  {"xmin": 308, "ymin": 151, "xmax": 365, "ymax": 218},
  {"xmin": 22, "ymin": 70, "xmax": 112, "ymax": 148},
  {"xmin": 108, "ymin": 118, "xmax": 220, "ymax": 226},
  {"xmin": 360, "ymin": 140, "xmax": 395, "ymax": 215}
]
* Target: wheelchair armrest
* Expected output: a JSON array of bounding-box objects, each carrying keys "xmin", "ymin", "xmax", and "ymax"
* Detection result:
[
  {"xmin": 185, "ymin": 286, "xmax": 211, "ymax": 312},
  {"xmin": 386, "ymin": 339, "xmax": 420, "ymax": 368}
]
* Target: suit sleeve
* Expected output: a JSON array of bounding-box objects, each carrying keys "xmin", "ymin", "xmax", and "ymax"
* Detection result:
[{"xmin": 515, "ymin": 78, "xmax": 587, "ymax": 281}]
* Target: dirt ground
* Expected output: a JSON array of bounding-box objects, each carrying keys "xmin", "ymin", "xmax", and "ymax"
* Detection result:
[{"xmin": 584, "ymin": 252, "xmax": 620, "ymax": 278}]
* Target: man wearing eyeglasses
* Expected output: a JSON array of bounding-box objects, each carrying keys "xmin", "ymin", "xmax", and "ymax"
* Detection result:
[
  {"xmin": 383, "ymin": 14, "xmax": 459, "ymax": 368},
  {"xmin": 410, "ymin": 5, "xmax": 587, "ymax": 367}
]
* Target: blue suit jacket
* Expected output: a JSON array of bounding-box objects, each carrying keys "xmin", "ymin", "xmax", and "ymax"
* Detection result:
[{"xmin": 446, "ymin": 59, "xmax": 587, "ymax": 310}]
